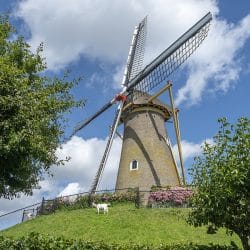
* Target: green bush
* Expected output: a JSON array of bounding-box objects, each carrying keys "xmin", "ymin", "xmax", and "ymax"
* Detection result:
[
  {"xmin": 56, "ymin": 190, "xmax": 137, "ymax": 211},
  {"xmin": 0, "ymin": 232, "xmax": 239, "ymax": 250}
]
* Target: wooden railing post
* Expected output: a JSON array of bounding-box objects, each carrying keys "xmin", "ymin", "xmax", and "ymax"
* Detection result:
[
  {"xmin": 135, "ymin": 187, "xmax": 140, "ymax": 209},
  {"xmin": 40, "ymin": 197, "xmax": 45, "ymax": 215},
  {"xmin": 88, "ymin": 193, "xmax": 92, "ymax": 208},
  {"xmin": 21, "ymin": 210, "xmax": 25, "ymax": 222}
]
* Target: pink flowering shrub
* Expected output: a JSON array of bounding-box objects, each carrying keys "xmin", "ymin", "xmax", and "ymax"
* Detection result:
[{"xmin": 148, "ymin": 186, "xmax": 193, "ymax": 207}]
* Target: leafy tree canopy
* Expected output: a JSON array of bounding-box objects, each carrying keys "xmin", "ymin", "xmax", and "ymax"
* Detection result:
[
  {"xmin": 0, "ymin": 16, "xmax": 83, "ymax": 199},
  {"xmin": 188, "ymin": 117, "xmax": 250, "ymax": 250}
]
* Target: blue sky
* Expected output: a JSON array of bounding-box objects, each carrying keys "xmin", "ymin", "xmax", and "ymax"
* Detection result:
[{"xmin": 0, "ymin": 0, "xmax": 250, "ymax": 229}]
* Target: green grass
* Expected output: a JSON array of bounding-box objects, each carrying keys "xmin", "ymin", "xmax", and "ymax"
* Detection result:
[{"xmin": 1, "ymin": 203, "xmax": 240, "ymax": 247}]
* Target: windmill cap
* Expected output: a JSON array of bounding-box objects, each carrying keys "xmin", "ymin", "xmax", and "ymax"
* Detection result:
[{"xmin": 122, "ymin": 90, "xmax": 174, "ymax": 121}]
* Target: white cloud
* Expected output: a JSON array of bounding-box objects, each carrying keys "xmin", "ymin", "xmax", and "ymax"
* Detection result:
[
  {"xmin": 112, "ymin": 65, "xmax": 125, "ymax": 89},
  {"xmin": 173, "ymin": 140, "xmax": 201, "ymax": 162},
  {"xmin": 58, "ymin": 183, "xmax": 82, "ymax": 196},
  {"xmin": 173, "ymin": 138, "xmax": 213, "ymax": 163},
  {"xmin": 172, "ymin": 138, "xmax": 213, "ymax": 182},
  {"xmin": 175, "ymin": 15, "xmax": 250, "ymax": 106},
  {"xmin": 51, "ymin": 136, "xmax": 121, "ymax": 191},
  {"xmin": 16, "ymin": 0, "xmax": 217, "ymax": 70}
]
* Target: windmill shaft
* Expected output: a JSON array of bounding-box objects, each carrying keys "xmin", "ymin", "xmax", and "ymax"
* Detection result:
[
  {"xmin": 90, "ymin": 103, "xmax": 124, "ymax": 193},
  {"xmin": 126, "ymin": 12, "xmax": 212, "ymax": 93}
]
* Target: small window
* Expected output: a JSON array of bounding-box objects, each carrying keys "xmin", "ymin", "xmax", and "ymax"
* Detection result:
[{"xmin": 130, "ymin": 160, "xmax": 139, "ymax": 171}]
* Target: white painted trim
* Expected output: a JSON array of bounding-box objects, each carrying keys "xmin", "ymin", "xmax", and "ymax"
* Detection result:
[{"xmin": 129, "ymin": 160, "xmax": 139, "ymax": 171}]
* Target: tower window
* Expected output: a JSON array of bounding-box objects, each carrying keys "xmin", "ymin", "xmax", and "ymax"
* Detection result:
[{"xmin": 130, "ymin": 160, "xmax": 139, "ymax": 170}]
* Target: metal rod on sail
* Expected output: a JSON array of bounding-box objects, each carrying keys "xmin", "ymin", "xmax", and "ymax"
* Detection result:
[{"xmin": 109, "ymin": 125, "xmax": 123, "ymax": 140}]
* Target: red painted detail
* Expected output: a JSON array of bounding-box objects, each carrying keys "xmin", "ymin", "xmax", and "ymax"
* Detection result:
[{"xmin": 115, "ymin": 94, "xmax": 127, "ymax": 102}]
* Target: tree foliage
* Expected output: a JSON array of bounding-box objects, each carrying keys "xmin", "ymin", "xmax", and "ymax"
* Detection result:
[
  {"xmin": 0, "ymin": 16, "xmax": 83, "ymax": 199},
  {"xmin": 188, "ymin": 117, "xmax": 250, "ymax": 250},
  {"xmin": 0, "ymin": 232, "xmax": 240, "ymax": 250}
]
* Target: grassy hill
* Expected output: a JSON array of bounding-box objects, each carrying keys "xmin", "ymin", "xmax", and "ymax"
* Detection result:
[{"xmin": 1, "ymin": 203, "xmax": 241, "ymax": 247}]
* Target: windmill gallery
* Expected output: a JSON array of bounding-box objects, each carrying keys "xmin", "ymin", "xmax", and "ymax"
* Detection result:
[{"xmin": 70, "ymin": 13, "xmax": 212, "ymax": 193}]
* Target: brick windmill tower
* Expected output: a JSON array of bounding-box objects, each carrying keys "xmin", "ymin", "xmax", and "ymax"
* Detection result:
[
  {"xmin": 70, "ymin": 13, "xmax": 212, "ymax": 193},
  {"xmin": 115, "ymin": 91, "xmax": 181, "ymax": 191}
]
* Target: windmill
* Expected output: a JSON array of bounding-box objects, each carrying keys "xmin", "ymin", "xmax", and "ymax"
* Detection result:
[{"xmin": 70, "ymin": 12, "xmax": 212, "ymax": 193}]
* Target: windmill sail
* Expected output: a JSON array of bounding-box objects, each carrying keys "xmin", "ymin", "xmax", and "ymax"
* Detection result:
[
  {"xmin": 128, "ymin": 16, "xmax": 147, "ymax": 82},
  {"xmin": 89, "ymin": 16, "xmax": 148, "ymax": 193},
  {"xmin": 127, "ymin": 12, "xmax": 212, "ymax": 97},
  {"xmin": 89, "ymin": 106, "xmax": 123, "ymax": 193},
  {"xmin": 71, "ymin": 17, "xmax": 148, "ymax": 137},
  {"xmin": 70, "ymin": 12, "xmax": 212, "ymax": 134},
  {"xmin": 72, "ymin": 102, "xmax": 113, "ymax": 136}
]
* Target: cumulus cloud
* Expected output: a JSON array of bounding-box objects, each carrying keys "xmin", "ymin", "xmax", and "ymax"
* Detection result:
[
  {"xmin": 51, "ymin": 136, "xmax": 121, "ymax": 191},
  {"xmin": 15, "ymin": 0, "xmax": 217, "ymax": 69},
  {"xmin": 176, "ymin": 15, "xmax": 250, "ymax": 106},
  {"xmin": 173, "ymin": 138, "xmax": 213, "ymax": 163},
  {"xmin": 171, "ymin": 138, "xmax": 213, "ymax": 182},
  {"xmin": 58, "ymin": 183, "xmax": 82, "ymax": 196}
]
